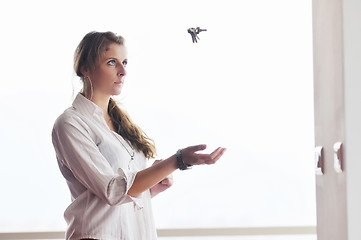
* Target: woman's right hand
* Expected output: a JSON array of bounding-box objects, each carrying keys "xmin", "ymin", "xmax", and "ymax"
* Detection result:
[{"xmin": 180, "ymin": 144, "xmax": 226, "ymax": 166}]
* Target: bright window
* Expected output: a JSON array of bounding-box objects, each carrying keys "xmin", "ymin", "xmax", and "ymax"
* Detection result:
[{"xmin": 0, "ymin": 0, "xmax": 315, "ymax": 232}]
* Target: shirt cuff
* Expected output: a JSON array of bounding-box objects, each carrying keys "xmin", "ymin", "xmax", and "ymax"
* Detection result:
[{"xmin": 117, "ymin": 168, "xmax": 144, "ymax": 210}]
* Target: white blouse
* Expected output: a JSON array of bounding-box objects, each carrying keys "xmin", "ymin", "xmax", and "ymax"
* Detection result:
[{"xmin": 51, "ymin": 92, "xmax": 158, "ymax": 240}]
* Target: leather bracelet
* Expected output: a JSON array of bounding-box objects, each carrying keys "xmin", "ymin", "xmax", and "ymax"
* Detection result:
[{"xmin": 176, "ymin": 149, "xmax": 192, "ymax": 170}]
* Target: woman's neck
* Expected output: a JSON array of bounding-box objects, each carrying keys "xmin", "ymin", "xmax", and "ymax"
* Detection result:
[{"xmin": 90, "ymin": 92, "xmax": 111, "ymax": 116}]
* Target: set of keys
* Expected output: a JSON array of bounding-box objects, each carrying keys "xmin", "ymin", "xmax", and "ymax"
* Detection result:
[{"xmin": 187, "ymin": 27, "xmax": 207, "ymax": 43}]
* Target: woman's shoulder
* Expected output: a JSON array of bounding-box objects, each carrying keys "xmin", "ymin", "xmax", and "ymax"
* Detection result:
[
  {"xmin": 52, "ymin": 107, "xmax": 87, "ymax": 133},
  {"xmin": 51, "ymin": 106, "xmax": 101, "ymax": 148}
]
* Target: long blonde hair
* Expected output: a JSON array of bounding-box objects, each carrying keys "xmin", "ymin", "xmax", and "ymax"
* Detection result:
[{"xmin": 74, "ymin": 31, "xmax": 157, "ymax": 159}]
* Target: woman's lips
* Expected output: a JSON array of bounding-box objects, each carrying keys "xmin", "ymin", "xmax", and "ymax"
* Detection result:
[{"xmin": 114, "ymin": 81, "xmax": 123, "ymax": 85}]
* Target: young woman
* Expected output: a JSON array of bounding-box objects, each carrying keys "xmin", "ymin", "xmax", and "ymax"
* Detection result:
[{"xmin": 51, "ymin": 31, "xmax": 226, "ymax": 240}]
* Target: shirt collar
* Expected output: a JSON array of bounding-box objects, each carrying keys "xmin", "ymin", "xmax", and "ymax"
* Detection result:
[{"xmin": 72, "ymin": 92, "xmax": 104, "ymax": 117}]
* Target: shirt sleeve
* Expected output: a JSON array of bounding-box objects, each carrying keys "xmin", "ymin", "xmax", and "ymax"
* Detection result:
[{"xmin": 51, "ymin": 114, "xmax": 143, "ymax": 208}]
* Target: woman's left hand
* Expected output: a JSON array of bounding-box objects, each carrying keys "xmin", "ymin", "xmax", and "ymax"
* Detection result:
[{"xmin": 150, "ymin": 160, "xmax": 174, "ymax": 198}]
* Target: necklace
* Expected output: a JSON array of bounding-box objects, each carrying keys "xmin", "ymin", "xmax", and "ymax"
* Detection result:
[{"xmin": 111, "ymin": 131, "xmax": 135, "ymax": 170}]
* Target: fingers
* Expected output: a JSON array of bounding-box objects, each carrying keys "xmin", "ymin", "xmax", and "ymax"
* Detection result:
[
  {"xmin": 211, "ymin": 148, "xmax": 226, "ymax": 163},
  {"xmin": 161, "ymin": 179, "xmax": 169, "ymax": 185},
  {"xmin": 210, "ymin": 147, "xmax": 222, "ymax": 159},
  {"xmin": 152, "ymin": 159, "xmax": 163, "ymax": 165},
  {"xmin": 182, "ymin": 145, "xmax": 226, "ymax": 166},
  {"xmin": 160, "ymin": 175, "xmax": 174, "ymax": 186},
  {"xmin": 161, "ymin": 178, "xmax": 171, "ymax": 186},
  {"xmin": 186, "ymin": 144, "xmax": 207, "ymax": 153},
  {"xmin": 195, "ymin": 147, "xmax": 227, "ymax": 165}
]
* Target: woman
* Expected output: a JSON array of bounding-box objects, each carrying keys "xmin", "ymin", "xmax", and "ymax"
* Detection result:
[{"xmin": 51, "ymin": 31, "xmax": 226, "ymax": 240}]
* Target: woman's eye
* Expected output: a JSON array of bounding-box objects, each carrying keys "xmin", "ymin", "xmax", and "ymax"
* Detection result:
[
  {"xmin": 122, "ymin": 61, "xmax": 128, "ymax": 67},
  {"xmin": 107, "ymin": 60, "xmax": 116, "ymax": 66}
]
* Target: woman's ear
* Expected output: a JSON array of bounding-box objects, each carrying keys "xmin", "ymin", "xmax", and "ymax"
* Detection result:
[{"xmin": 80, "ymin": 65, "xmax": 89, "ymax": 76}]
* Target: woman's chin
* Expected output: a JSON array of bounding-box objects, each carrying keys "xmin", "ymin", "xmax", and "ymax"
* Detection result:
[
  {"xmin": 111, "ymin": 88, "xmax": 123, "ymax": 96},
  {"xmin": 111, "ymin": 91, "xmax": 122, "ymax": 96}
]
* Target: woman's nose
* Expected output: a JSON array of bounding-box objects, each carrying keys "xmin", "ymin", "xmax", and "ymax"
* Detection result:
[{"xmin": 117, "ymin": 63, "xmax": 127, "ymax": 76}]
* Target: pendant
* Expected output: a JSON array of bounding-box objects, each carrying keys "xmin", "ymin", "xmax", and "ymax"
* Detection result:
[{"xmin": 128, "ymin": 156, "xmax": 135, "ymax": 170}]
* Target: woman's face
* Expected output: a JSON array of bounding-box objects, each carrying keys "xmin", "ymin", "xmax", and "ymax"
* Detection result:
[{"xmin": 86, "ymin": 43, "xmax": 128, "ymax": 97}]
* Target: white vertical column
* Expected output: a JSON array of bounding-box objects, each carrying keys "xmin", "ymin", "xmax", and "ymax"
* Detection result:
[
  {"xmin": 312, "ymin": 0, "xmax": 347, "ymax": 239},
  {"xmin": 343, "ymin": 1, "xmax": 361, "ymax": 240}
]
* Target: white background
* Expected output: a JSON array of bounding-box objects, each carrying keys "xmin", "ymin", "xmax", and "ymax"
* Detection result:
[{"xmin": 0, "ymin": 0, "xmax": 315, "ymax": 231}]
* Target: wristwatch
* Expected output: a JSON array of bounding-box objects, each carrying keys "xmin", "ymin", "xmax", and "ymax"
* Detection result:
[{"xmin": 176, "ymin": 149, "xmax": 192, "ymax": 170}]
